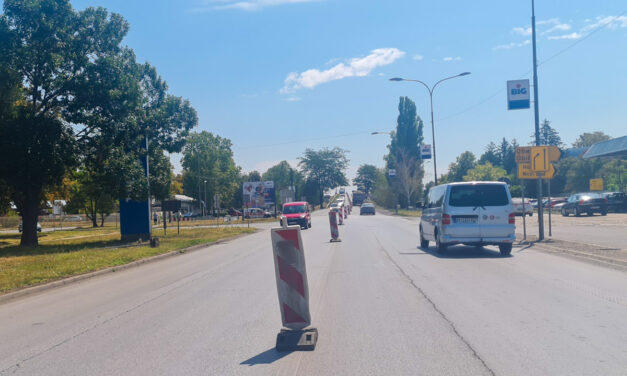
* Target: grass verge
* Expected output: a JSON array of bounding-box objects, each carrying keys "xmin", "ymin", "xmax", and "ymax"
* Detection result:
[
  {"xmin": 0, "ymin": 226, "xmax": 255, "ymax": 294},
  {"xmin": 394, "ymin": 209, "xmax": 423, "ymax": 217}
]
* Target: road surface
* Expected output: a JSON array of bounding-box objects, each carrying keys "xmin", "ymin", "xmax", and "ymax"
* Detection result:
[{"xmin": 1, "ymin": 209, "xmax": 626, "ymax": 375}]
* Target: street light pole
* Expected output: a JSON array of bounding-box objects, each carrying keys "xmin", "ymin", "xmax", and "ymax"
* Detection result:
[{"xmin": 390, "ymin": 72, "xmax": 470, "ymax": 186}]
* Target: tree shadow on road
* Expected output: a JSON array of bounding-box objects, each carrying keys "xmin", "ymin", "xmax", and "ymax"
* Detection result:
[{"xmin": 240, "ymin": 347, "xmax": 293, "ymax": 366}]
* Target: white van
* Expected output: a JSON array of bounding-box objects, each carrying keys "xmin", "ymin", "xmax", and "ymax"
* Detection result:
[{"xmin": 420, "ymin": 181, "xmax": 515, "ymax": 256}]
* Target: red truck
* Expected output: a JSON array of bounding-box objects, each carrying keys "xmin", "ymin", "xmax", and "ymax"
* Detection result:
[{"xmin": 281, "ymin": 201, "xmax": 312, "ymax": 229}]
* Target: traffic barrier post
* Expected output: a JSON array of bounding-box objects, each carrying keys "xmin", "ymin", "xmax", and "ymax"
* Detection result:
[
  {"xmin": 338, "ymin": 207, "xmax": 344, "ymax": 225},
  {"xmin": 271, "ymin": 225, "xmax": 318, "ymax": 351},
  {"xmin": 329, "ymin": 211, "xmax": 341, "ymax": 242}
]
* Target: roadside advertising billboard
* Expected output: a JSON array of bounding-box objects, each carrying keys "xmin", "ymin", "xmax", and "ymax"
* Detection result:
[{"xmin": 243, "ymin": 181, "xmax": 275, "ymax": 208}]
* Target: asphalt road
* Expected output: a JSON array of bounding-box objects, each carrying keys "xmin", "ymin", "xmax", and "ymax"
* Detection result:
[{"xmin": 1, "ymin": 209, "xmax": 627, "ymax": 375}]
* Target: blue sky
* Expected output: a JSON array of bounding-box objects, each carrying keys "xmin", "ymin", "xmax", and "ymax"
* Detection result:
[{"xmin": 72, "ymin": 0, "xmax": 627, "ymax": 182}]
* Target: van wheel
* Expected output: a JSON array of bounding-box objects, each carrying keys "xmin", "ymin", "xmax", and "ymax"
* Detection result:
[
  {"xmin": 435, "ymin": 231, "xmax": 447, "ymax": 253},
  {"xmin": 419, "ymin": 227, "xmax": 429, "ymax": 249},
  {"xmin": 499, "ymin": 243, "xmax": 512, "ymax": 256}
]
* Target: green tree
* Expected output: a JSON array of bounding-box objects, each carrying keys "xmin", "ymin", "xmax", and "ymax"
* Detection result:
[
  {"xmin": 445, "ymin": 151, "xmax": 477, "ymax": 182},
  {"xmin": 262, "ymin": 161, "xmax": 303, "ymax": 191},
  {"xmin": 371, "ymin": 168, "xmax": 396, "ymax": 208},
  {"xmin": 479, "ymin": 142, "xmax": 500, "ymax": 166},
  {"xmin": 353, "ymin": 164, "xmax": 378, "ymax": 195},
  {"xmin": 385, "ymin": 96, "xmax": 424, "ymax": 204},
  {"xmin": 262, "ymin": 161, "xmax": 304, "ymax": 205},
  {"xmin": 298, "ymin": 147, "xmax": 349, "ymax": 208},
  {"xmin": 565, "ymin": 158, "xmax": 606, "ymax": 192},
  {"xmin": 531, "ymin": 119, "xmax": 564, "ymax": 147},
  {"xmin": 463, "ymin": 162, "xmax": 507, "ymax": 182},
  {"xmin": 0, "ymin": 1, "xmax": 196, "ymax": 246},
  {"xmin": 395, "ymin": 150, "xmax": 424, "ymax": 207},
  {"xmin": 182, "ymin": 131, "xmax": 240, "ymax": 213},
  {"xmin": 572, "ymin": 132, "xmax": 612, "ymax": 148}
]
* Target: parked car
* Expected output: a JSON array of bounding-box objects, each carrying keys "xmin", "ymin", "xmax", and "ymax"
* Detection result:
[
  {"xmin": 281, "ymin": 201, "xmax": 311, "ymax": 229},
  {"xmin": 552, "ymin": 202, "xmax": 566, "ymax": 210},
  {"xmin": 243, "ymin": 208, "xmax": 265, "ymax": 219},
  {"xmin": 511, "ymin": 198, "xmax": 533, "ymax": 216},
  {"xmin": 420, "ymin": 181, "xmax": 515, "ymax": 256},
  {"xmin": 360, "ymin": 202, "xmax": 376, "ymax": 215},
  {"xmin": 18, "ymin": 221, "xmax": 42, "ymax": 232},
  {"xmin": 602, "ymin": 192, "xmax": 627, "ymax": 212},
  {"xmin": 561, "ymin": 193, "xmax": 608, "ymax": 216},
  {"xmin": 227, "ymin": 208, "xmax": 242, "ymax": 216},
  {"xmin": 543, "ymin": 198, "xmax": 567, "ymax": 209}
]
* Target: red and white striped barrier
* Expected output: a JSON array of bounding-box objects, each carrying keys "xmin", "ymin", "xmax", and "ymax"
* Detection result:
[
  {"xmin": 338, "ymin": 207, "xmax": 344, "ymax": 225},
  {"xmin": 271, "ymin": 225, "xmax": 318, "ymax": 350},
  {"xmin": 329, "ymin": 211, "xmax": 341, "ymax": 242}
]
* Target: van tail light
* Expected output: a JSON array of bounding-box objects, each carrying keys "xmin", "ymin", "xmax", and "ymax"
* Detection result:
[
  {"xmin": 508, "ymin": 213, "xmax": 515, "ymax": 224},
  {"xmin": 442, "ymin": 214, "xmax": 451, "ymax": 225}
]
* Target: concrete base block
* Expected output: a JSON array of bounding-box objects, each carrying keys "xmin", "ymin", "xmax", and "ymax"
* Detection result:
[
  {"xmin": 330, "ymin": 238, "xmax": 342, "ymax": 242},
  {"xmin": 276, "ymin": 328, "xmax": 318, "ymax": 351}
]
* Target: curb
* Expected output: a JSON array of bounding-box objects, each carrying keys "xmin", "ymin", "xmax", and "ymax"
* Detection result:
[
  {"xmin": 516, "ymin": 234, "xmax": 627, "ymax": 269},
  {"xmin": 532, "ymin": 242, "xmax": 627, "ymax": 269},
  {"xmin": 0, "ymin": 230, "xmax": 257, "ymax": 305}
]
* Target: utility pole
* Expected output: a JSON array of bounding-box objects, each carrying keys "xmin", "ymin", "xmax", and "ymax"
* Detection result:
[{"xmin": 532, "ymin": 0, "xmax": 544, "ymax": 240}]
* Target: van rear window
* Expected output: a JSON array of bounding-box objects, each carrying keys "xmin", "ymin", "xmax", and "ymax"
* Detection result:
[{"xmin": 449, "ymin": 185, "xmax": 509, "ymax": 207}]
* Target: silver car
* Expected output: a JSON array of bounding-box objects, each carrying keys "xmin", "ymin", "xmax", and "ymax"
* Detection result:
[{"xmin": 420, "ymin": 182, "xmax": 515, "ymax": 256}]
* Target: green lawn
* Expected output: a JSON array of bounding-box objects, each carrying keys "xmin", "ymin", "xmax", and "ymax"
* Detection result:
[{"xmin": 0, "ymin": 226, "xmax": 255, "ymax": 294}]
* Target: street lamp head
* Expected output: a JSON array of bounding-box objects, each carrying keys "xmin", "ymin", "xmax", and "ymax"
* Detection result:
[
  {"xmin": 458, "ymin": 72, "xmax": 471, "ymax": 76},
  {"xmin": 389, "ymin": 77, "xmax": 404, "ymax": 81}
]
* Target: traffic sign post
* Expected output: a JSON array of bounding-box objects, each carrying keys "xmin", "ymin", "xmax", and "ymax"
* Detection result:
[
  {"xmin": 590, "ymin": 178, "xmax": 603, "ymax": 191},
  {"xmin": 271, "ymin": 226, "xmax": 318, "ymax": 351},
  {"xmin": 516, "ymin": 145, "xmax": 561, "ymax": 239}
]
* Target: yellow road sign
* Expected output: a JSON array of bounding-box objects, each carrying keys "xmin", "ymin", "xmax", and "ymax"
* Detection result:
[
  {"xmin": 590, "ymin": 178, "xmax": 603, "ymax": 191},
  {"xmin": 518, "ymin": 163, "xmax": 555, "ymax": 179},
  {"xmin": 530, "ymin": 146, "xmax": 550, "ymax": 172},
  {"xmin": 547, "ymin": 146, "xmax": 560, "ymax": 162},
  {"xmin": 515, "ymin": 147, "xmax": 531, "ymax": 164}
]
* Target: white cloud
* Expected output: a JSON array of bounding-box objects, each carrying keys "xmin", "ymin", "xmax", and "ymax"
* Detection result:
[
  {"xmin": 537, "ymin": 18, "xmax": 559, "ymax": 26},
  {"xmin": 582, "ymin": 15, "xmax": 627, "ymax": 32},
  {"xmin": 412, "ymin": 54, "xmax": 424, "ymax": 61},
  {"xmin": 280, "ymin": 48, "xmax": 405, "ymax": 93},
  {"xmin": 443, "ymin": 56, "xmax": 461, "ymax": 62},
  {"xmin": 493, "ymin": 42, "xmax": 516, "ymax": 50},
  {"xmin": 191, "ymin": 0, "xmax": 318, "ymax": 12},
  {"xmin": 547, "ymin": 32, "xmax": 582, "ymax": 40},
  {"xmin": 546, "ymin": 23, "xmax": 571, "ymax": 33},
  {"xmin": 513, "ymin": 27, "xmax": 532, "ymax": 36},
  {"xmin": 284, "ymin": 96, "xmax": 301, "ymax": 102}
]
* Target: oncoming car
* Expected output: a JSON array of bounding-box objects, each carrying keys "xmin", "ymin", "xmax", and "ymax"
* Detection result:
[
  {"xmin": 281, "ymin": 201, "xmax": 311, "ymax": 229},
  {"xmin": 360, "ymin": 203, "xmax": 375, "ymax": 215},
  {"xmin": 420, "ymin": 181, "xmax": 515, "ymax": 256}
]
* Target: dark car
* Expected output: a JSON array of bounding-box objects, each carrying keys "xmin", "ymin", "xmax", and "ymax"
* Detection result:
[
  {"xmin": 360, "ymin": 203, "xmax": 375, "ymax": 215},
  {"xmin": 227, "ymin": 208, "xmax": 242, "ymax": 216},
  {"xmin": 602, "ymin": 192, "xmax": 627, "ymax": 213},
  {"xmin": 561, "ymin": 193, "xmax": 608, "ymax": 217}
]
